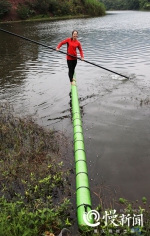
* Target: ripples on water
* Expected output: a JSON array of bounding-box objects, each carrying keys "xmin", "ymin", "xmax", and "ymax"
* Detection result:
[{"xmin": 0, "ymin": 11, "xmax": 150, "ymax": 202}]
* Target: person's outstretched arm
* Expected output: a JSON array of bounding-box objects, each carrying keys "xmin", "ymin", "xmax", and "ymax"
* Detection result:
[
  {"xmin": 56, "ymin": 38, "xmax": 69, "ymax": 50},
  {"xmin": 78, "ymin": 42, "xmax": 84, "ymax": 60}
]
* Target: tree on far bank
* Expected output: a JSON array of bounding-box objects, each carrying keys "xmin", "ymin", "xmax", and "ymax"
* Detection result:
[{"xmin": 100, "ymin": 0, "xmax": 150, "ymax": 10}]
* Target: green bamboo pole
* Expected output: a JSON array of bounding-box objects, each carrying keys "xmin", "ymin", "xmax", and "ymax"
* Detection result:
[{"xmin": 71, "ymin": 74, "xmax": 93, "ymax": 229}]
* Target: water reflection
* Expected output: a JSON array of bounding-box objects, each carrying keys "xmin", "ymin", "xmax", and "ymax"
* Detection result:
[{"xmin": 0, "ymin": 24, "xmax": 38, "ymax": 88}]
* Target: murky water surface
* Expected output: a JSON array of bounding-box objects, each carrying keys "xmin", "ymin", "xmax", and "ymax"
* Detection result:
[{"xmin": 0, "ymin": 11, "xmax": 150, "ymax": 204}]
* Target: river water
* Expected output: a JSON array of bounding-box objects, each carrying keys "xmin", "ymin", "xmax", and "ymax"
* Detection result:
[{"xmin": 0, "ymin": 11, "xmax": 150, "ymax": 211}]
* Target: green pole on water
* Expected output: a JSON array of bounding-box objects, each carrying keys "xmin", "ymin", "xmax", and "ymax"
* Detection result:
[{"xmin": 71, "ymin": 74, "xmax": 93, "ymax": 230}]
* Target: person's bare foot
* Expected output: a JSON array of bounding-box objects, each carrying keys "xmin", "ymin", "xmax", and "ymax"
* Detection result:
[{"xmin": 71, "ymin": 81, "xmax": 76, "ymax": 86}]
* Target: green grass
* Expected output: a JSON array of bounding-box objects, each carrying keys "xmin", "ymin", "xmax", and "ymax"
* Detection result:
[{"xmin": 0, "ymin": 102, "xmax": 73, "ymax": 235}]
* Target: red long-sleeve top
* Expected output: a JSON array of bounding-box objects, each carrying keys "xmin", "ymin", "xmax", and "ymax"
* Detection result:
[{"xmin": 56, "ymin": 38, "xmax": 84, "ymax": 60}]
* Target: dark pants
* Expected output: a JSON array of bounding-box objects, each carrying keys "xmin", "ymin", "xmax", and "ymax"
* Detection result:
[{"xmin": 67, "ymin": 59, "xmax": 77, "ymax": 82}]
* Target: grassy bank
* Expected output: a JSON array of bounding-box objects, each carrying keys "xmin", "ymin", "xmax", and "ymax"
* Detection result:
[
  {"xmin": 0, "ymin": 14, "xmax": 90, "ymax": 24},
  {"xmin": 0, "ymin": 102, "xmax": 73, "ymax": 236},
  {"xmin": 0, "ymin": 0, "xmax": 106, "ymax": 22}
]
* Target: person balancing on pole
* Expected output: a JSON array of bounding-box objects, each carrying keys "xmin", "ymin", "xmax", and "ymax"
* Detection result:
[
  {"xmin": 0, "ymin": 28, "xmax": 129, "ymax": 80},
  {"xmin": 56, "ymin": 30, "xmax": 84, "ymax": 86}
]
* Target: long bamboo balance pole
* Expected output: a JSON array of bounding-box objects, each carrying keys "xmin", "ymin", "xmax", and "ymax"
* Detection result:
[{"xmin": 71, "ymin": 74, "xmax": 93, "ymax": 229}]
